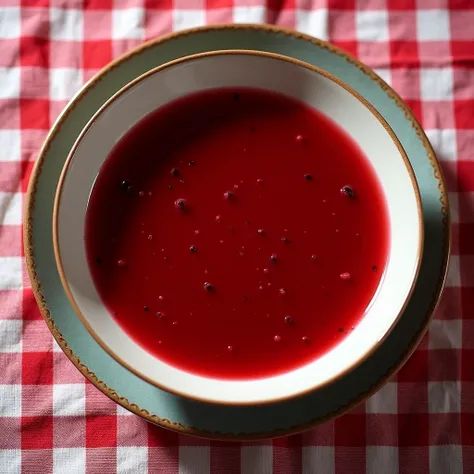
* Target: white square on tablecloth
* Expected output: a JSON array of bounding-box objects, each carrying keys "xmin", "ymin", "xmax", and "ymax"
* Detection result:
[
  {"xmin": 302, "ymin": 447, "xmax": 334, "ymax": 474},
  {"xmin": 241, "ymin": 446, "xmax": 272, "ymax": 474},
  {"xmin": 0, "ymin": 67, "xmax": 20, "ymax": 99},
  {"xmin": 0, "ymin": 257, "xmax": 22, "ymax": 291},
  {"xmin": 374, "ymin": 68, "xmax": 392, "ymax": 86},
  {"xmin": 430, "ymin": 445, "xmax": 462, "ymax": 474},
  {"xmin": 366, "ymin": 382, "xmax": 397, "ymax": 414},
  {"xmin": 117, "ymin": 447, "xmax": 147, "ymax": 474},
  {"xmin": 367, "ymin": 446, "xmax": 398, "ymax": 474},
  {"xmin": 420, "ymin": 68, "xmax": 453, "ymax": 101},
  {"xmin": 179, "ymin": 447, "xmax": 210, "ymax": 474},
  {"xmin": 295, "ymin": 10, "xmax": 328, "ymax": 40},
  {"xmin": 233, "ymin": 6, "xmax": 266, "ymax": 24},
  {"xmin": 50, "ymin": 68, "xmax": 83, "ymax": 101},
  {"xmin": 445, "ymin": 255, "xmax": 460, "ymax": 288},
  {"xmin": 448, "ymin": 192, "xmax": 459, "ymax": 224},
  {"xmin": 117, "ymin": 404, "xmax": 135, "ymax": 416},
  {"xmin": 0, "ymin": 320, "xmax": 22, "ymax": 353},
  {"xmin": 429, "ymin": 320, "xmax": 462, "ymax": 349},
  {"xmin": 426, "ymin": 129, "xmax": 457, "ymax": 162},
  {"xmin": 0, "ymin": 449, "xmax": 21, "ymax": 474},
  {"xmin": 428, "ymin": 381, "xmax": 461, "ymax": 413},
  {"xmin": 173, "ymin": 10, "xmax": 205, "ymax": 31},
  {"xmin": 0, "ymin": 385, "xmax": 21, "ymax": 416},
  {"xmin": 0, "ymin": 193, "xmax": 22, "ymax": 226},
  {"xmin": 50, "ymin": 8, "xmax": 84, "ymax": 41},
  {"xmin": 356, "ymin": 10, "xmax": 388, "ymax": 42},
  {"xmin": 53, "ymin": 448, "xmax": 85, "ymax": 474},
  {"xmin": 53, "ymin": 384, "xmax": 86, "ymax": 416},
  {"xmin": 53, "ymin": 338, "xmax": 63, "ymax": 353},
  {"xmin": 417, "ymin": 10, "xmax": 450, "ymax": 41},
  {"xmin": 112, "ymin": 8, "xmax": 144, "ymax": 39},
  {"xmin": 0, "ymin": 7, "xmax": 20, "ymax": 39},
  {"xmin": 0, "ymin": 130, "xmax": 20, "ymax": 162}
]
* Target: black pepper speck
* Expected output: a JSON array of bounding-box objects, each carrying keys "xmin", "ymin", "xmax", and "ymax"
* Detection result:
[
  {"xmin": 120, "ymin": 180, "xmax": 132, "ymax": 193},
  {"xmin": 341, "ymin": 185, "xmax": 356, "ymax": 198}
]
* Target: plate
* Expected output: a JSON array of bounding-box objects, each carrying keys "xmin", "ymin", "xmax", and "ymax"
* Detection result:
[{"xmin": 25, "ymin": 24, "xmax": 450, "ymax": 440}]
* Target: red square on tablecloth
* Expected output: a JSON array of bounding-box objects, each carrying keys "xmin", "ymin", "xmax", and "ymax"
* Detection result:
[
  {"xmin": 335, "ymin": 414, "xmax": 366, "ymax": 447},
  {"xmin": 86, "ymin": 415, "xmax": 117, "ymax": 448},
  {"xmin": 398, "ymin": 349, "xmax": 429, "ymax": 382},
  {"xmin": 21, "ymin": 416, "xmax": 53, "ymax": 449},
  {"xmin": 461, "ymin": 414, "xmax": 474, "ymax": 445},
  {"xmin": 22, "ymin": 351, "xmax": 53, "ymax": 385},
  {"xmin": 148, "ymin": 423, "xmax": 180, "ymax": 446},
  {"xmin": 22, "ymin": 289, "xmax": 43, "ymax": 321},
  {"xmin": 332, "ymin": 40, "xmax": 358, "ymax": 58},
  {"xmin": 83, "ymin": 40, "xmax": 113, "ymax": 69},
  {"xmin": 82, "ymin": 0, "xmax": 114, "ymax": 9},
  {"xmin": 398, "ymin": 414, "xmax": 429, "ymax": 446},
  {"xmin": 20, "ymin": 36, "xmax": 49, "ymax": 67},
  {"xmin": 20, "ymin": 98, "xmax": 49, "ymax": 129},
  {"xmin": 389, "ymin": 40, "xmax": 419, "ymax": 68},
  {"xmin": 455, "ymin": 100, "xmax": 474, "ymax": 130},
  {"xmin": 327, "ymin": 0, "xmax": 356, "ymax": 9}
]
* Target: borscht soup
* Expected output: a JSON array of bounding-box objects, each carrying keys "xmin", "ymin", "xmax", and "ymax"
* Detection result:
[{"xmin": 85, "ymin": 87, "xmax": 389, "ymax": 380}]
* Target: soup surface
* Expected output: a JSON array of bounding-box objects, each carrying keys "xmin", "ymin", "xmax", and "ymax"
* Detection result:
[{"xmin": 85, "ymin": 87, "xmax": 389, "ymax": 380}]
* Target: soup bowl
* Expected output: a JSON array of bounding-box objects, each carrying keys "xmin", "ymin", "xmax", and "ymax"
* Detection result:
[{"xmin": 53, "ymin": 50, "xmax": 423, "ymax": 405}]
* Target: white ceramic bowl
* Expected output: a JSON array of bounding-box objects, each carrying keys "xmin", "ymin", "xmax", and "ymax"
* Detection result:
[{"xmin": 54, "ymin": 50, "xmax": 423, "ymax": 405}]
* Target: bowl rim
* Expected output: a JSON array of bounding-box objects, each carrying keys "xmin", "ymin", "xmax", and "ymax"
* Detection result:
[{"xmin": 53, "ymin": 49, "xmax": 425, "ymax": 406}]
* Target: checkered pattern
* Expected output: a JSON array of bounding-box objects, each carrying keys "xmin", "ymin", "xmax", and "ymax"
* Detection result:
[{"xmin": 0, "ymin": 0, "xmax": 471, "ymax": 472}]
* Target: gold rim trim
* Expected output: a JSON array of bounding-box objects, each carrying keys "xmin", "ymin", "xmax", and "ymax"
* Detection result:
[
  {"xmin": 52, "ymin": 49, "xmax": 424, "ymax": 406},
  {"xmin": 24, "ymin": 24, "xmax": 450, "ymax": 440}
]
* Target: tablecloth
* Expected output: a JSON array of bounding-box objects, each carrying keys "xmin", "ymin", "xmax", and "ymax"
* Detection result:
[{"xmin": 0, "ymin": 0, "xmax": 471, "ymax": 473}]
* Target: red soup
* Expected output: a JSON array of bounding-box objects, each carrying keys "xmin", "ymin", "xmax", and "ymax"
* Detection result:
[{"xmin": 85, "ymin": 87, "xmax": 389, "ymax": 380}]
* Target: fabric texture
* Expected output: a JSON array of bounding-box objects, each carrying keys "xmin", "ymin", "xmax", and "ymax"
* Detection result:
[{"xmin": 0, "ymin": 1, "xmax": 471, "ymax": 473}]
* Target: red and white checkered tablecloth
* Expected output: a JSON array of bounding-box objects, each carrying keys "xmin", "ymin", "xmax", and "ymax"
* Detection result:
[{"xmin": 0, "ymin": 0, "xmax": 472, "ymax": 472}]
